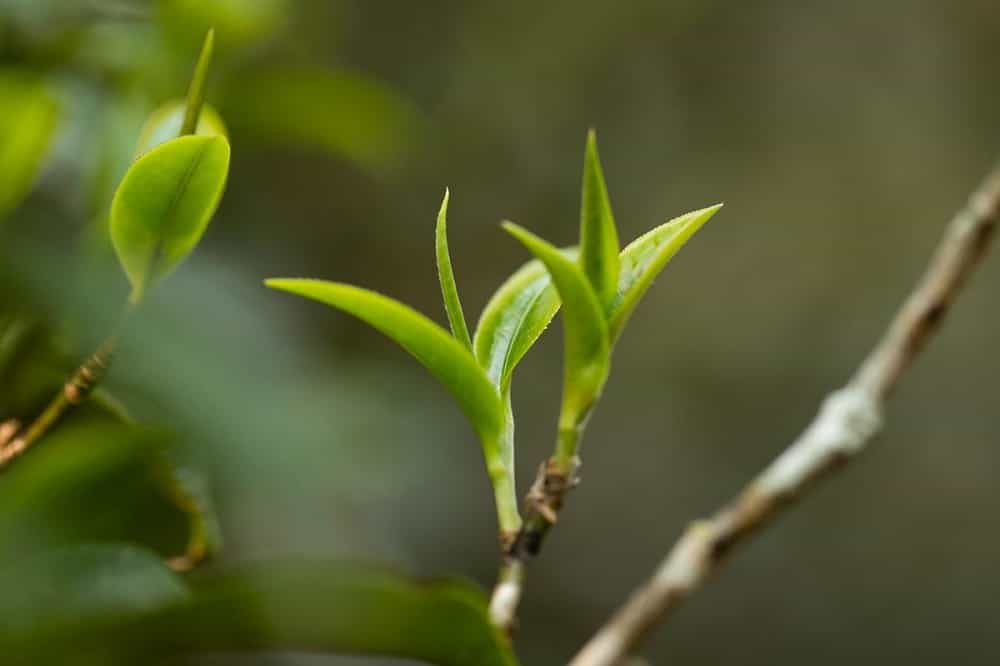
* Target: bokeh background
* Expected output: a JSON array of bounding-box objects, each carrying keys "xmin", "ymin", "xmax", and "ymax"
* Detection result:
[{"xmin": 2, "ymin": 0, "xmax": 999, "ymax": 664}]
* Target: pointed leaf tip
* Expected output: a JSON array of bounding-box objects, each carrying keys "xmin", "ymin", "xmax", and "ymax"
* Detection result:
[
  {"xmin": 181, "ymin": 28, "xmax": 216, "ymax": 137},
  {"xmin": 435, "ymin": 189, "xmax": 473, "ymax": 351},
  {"xmin": 608, "ymin": 203, "xmax": 722, "ymax": 341},
  {"xmin": 580, "ymin": 130, "xmax": 620, "ymax": 311}
]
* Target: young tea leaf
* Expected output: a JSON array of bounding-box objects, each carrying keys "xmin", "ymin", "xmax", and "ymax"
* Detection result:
[
  {"xmin": 609, "ymin": 204, "xmax": 722, "ymax": 341},
  {"xmin": 435, "ymin": 189, "xmax": 473, "ymax": 351},
  {"xmin": 0, "ymin": 71, "xmax": 59, "ymax": 220},
  {"xmin": 473, "ymin": 258, "xmax": 561, "ymax": 392},
  {"xmin": 579, "ymin": 130, "xmax": 620, "ymax": 310},
  {"xmin": 136, "ymin": 100, "xmax": 228, "ymax": 156},
  {"xmin": 181, "ymin": 28, "xmax": 216, "ymax": 137},
  {"xmin": 111, "ymin": 135, "xmax": 231, "ymax": 302},
  {"xmin": 264, "ymin": 279, "xmax": 502, "ymax": 448},
  {"xmin": 502, "ymin": 223, "xmax": 610, "ymax": 423}
]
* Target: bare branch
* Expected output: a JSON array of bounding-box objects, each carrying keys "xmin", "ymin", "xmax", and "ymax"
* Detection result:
[{"xmin": 571, "ymin": 163, "xmax": 1000, "ymax": 666}]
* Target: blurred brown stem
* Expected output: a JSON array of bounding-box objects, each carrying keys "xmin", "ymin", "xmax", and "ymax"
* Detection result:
[{"xmin": 571, "ymin": 162, "xmax": 1000, "ymax": 666}]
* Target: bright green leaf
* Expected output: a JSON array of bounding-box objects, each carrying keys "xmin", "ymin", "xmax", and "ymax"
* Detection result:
[
  {"xmin": 579, "ymin": 130, "xmax": 620, "ymax": 309},
  {"xmin": 264, "ymin": 279, "xmax": 502, "ymax": 448},
  {"xmin": 136, "ymin": 101, "xmax": 228, "ymax": 156},
  {"xmin": 473, "ymin": 258, "xmax": 562, "ymax": 392},
  {"xmin": 111, "ymin": 135, "xmax": 231, "ymax": 302},
  {"xmin": 435, "ymin": 189, "xmax": 473, "ymax": 351},
  {"xmin": 0, "ymin": 71, "xmax": 59, "ymax": 220},
  {"xmin": 502, "ymin": 223, "xmax": 610, "ymax": 430},
  {"xmin": 265, "ymin": 279, "xmax": 523, "ymax": 533},
  {"xmin": 181, "ymin": 28, "xmax": 216, "ymax": 136},
  {"xmin": 609, "ymin": 204, "xmax": 722, "ymax": 341}
]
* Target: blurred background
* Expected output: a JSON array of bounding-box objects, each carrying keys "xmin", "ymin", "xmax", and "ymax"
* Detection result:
[{"xmin": 1, "ymin": 0, "xmax": 999, "ymax": 664}]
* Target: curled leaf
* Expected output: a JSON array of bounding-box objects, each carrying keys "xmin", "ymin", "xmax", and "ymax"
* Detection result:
[
  {"xmin": 473, "ymin": 258, "xmax": 562, "ymax": 392},
  {"xmin": 111, "ymin": 135, "xmax": 231, "ymax": 302},
  {"xmin": 435, "ymin": 189, "xmax": 473, "ymax": 350},
  {"xmin": 180, "ymin": 28, "xmax": 215, "ymax": 137},
  {"xmin": 502, "ymin": 223, "xmax": 610, "ymax": 425},
  {"xmin": 609, "ymin": 204, "xmax": 722, "ymax": 341},
  {"xmin": 579, "ymin": 130, "xmax": 620, "ymax": 309}
]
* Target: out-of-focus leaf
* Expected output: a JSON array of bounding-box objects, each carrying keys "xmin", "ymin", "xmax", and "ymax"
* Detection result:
[
  {"xmin": 435, "ymin": 189, "xmax": 473, "ymax": 351},
  {"xmin": 220, "ymin": 66, "xmax": 420, "ymax": 170},
  {"xmin": 135, "ymin": 100, "xmax": 228, "ymax": 156},
  {"xmin": 150, "ymin": 560, "xmax": 517, "ymax": 666},
  {"xmin": 609, "ymin": 204, "xmax": 722, "ymax": 341},
  {"xmin": 265, "ymin": 279, "xmax": 502, "ymax": 449},
  {"xmin": 473, "ymin": 258, "xmax": 562, "ymax": 392},
  {"xmin": 579, "ymin": 130, "xmax": 620, "ymax": 309},
  {"xmin": 502, "ymin": 223, "xmax": 610, "ymax": 421},
  {"xmin": 0, "ymin": 422, "xmax": 189, "ymax": 557},
  {"xmin": 0, "ymin": 70, "xmax": 59, "ymax": 220},
  {"xmin": 111, "ymin": 135, "xmax": 231, "ymax": 301},
  {"xmin": 0, "ymin": 543, "xmax": 189, "ymax": 646},
  {"xmin": 160, "ymin": 0, "xmax": 289, "ymax": 52},
  {"xmin": 180, "ymin": 28, "xmax": 216, "ymax": 136}
]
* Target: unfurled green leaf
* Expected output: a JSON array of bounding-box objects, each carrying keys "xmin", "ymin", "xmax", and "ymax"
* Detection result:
[
  {"xmin": 136, "ymin": 100, "xmax": 227, "ymax": 156},
  {"xmin": 473, "ymin": 258, "xmax": 562, "ymax": 392},
  {"xmin": 502, "ymin": 223, "xmax": 610, "ymax": 423},
  {"xmin": 264, "ymin": 279, "xmax": 502, "ymax": 447},
  {"xmin": 435, "ymin": 189, "xmax": 473, "ymax": 351},
  {"xmin": 579, "ymin": 130, "xmax": 620, "ymax": 309},
  {"xmin": 0, "ymin": 71, "xmax": 59, "ymax": 220},
  {"xmin": 111, "ymin": 135, "xmax": 231, "ymax": 302},
  {"xmin": 181, "ymin": 28, "xmax": 215, "ymax": 136},
  {"xmin": 609, "ymin": 204, "xmax": 722, "ymax": 341}
]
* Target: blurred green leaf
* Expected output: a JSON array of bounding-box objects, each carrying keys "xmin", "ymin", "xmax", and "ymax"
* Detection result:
[
  {"xmin": 435, "ymin": 189, "xmax": 473, "ymax": 351},
  {"xmin": 0, "ymin": 70, "xmax": 59, "ymax": 220},
  {"xmin": 0, "ymin": 543, "xmax": 189, "ymax": 645},
  {"xmin": 579, "ymin": 130, "xmax": 620, "ymax": 310},
  {"xmin": 180, "ymin": 28, "xmax": 216, "ymax": 137},
  {"xmin": 502, "ymin": 223, "xmax": 609, "ymax": 427},
  {"xmin": 157, "ymin": 560, "xmax": 517, "ymax": 666},
  {"xmin": 159, "ymin": 0, "xmax": 289, "ymax": 52},
  {"xmin": 473, "ymin": 258, "xmax": 562, "ymax": 393},
  {"xmin": 609, "ymin": 204, "xmax": 722, "ymax": 342},
  {"xmin": 220, "ymin": 66, "xmax": 420, "ymax": 170},
  {"xmin": 0, "ymin": 422, "xmax": 189, "ymax": 556},
  {"xmin": 111, "ymin": 135, "xmax": 231, "ymax": 302},
  {"xmin": 265, "ymin": 279, "xmax": 503, "ymax": 450},
  {"xmin": 135, "ymin": 100, "xmax": 228, "ymax": 156}
]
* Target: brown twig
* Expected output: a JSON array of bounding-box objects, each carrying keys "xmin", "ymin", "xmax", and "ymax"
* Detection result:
[{"xmin": 571, "ymin": 163, "xmax": 1000, "ymax": 666}]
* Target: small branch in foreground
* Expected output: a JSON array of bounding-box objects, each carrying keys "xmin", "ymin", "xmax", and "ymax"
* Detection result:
[
  {"xmin": 0, "ymin": 337, "xmax": 119, "ymax": 468},
  {"xmin": 571, "ymin": 163, "xmax": 1000, "ymax": 666}
]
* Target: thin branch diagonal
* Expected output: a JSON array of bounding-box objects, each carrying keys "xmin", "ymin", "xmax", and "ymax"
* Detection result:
[{"xmin": 571, "ymin": 163, "xmax": 1000, "ymax": 666}]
